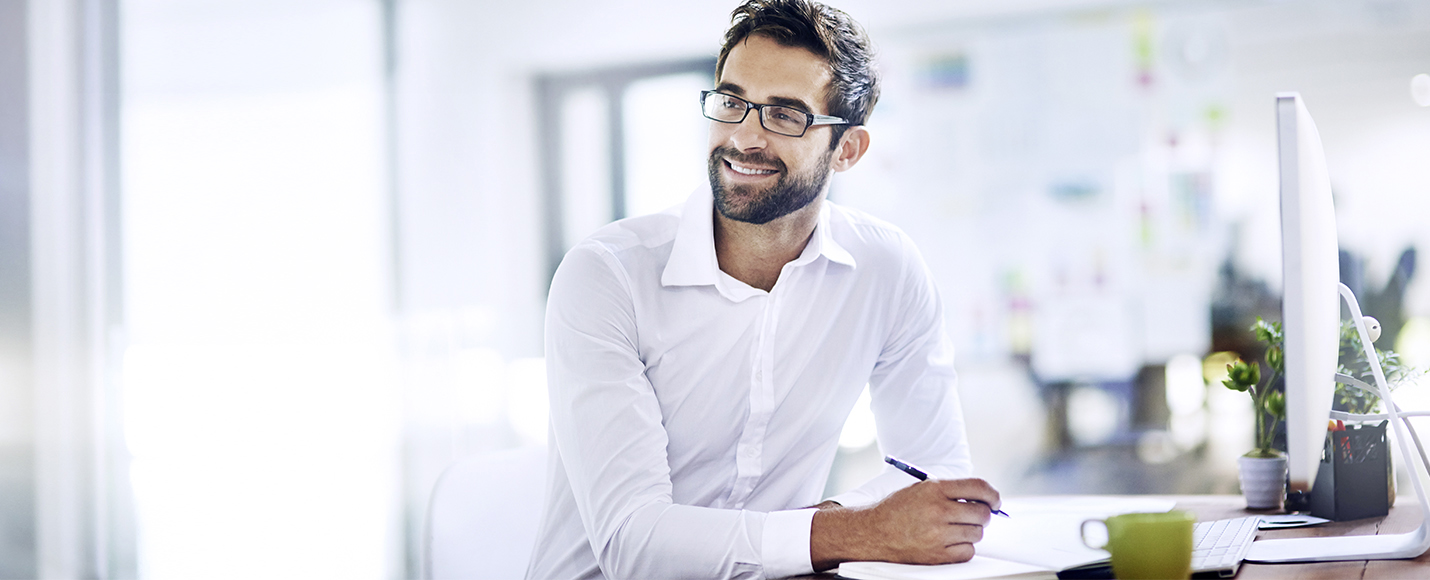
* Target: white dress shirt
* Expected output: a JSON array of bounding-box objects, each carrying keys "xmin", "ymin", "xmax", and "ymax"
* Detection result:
[{"xmin": 526, "ymin": 186, "xmax": 972, "ymax": 580}]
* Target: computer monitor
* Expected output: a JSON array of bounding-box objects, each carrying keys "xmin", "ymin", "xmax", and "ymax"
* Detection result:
[
  {"xmin": 1245, "ymin": 93, "xmax": 1430, "ymax": 562},
  {"xmin": 1275, "ymin": 92, "xmax": 1341, "ymax": 500}
]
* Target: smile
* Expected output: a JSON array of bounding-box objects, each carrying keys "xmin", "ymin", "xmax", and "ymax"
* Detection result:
[{"xmin": 726, "ymin": 160, "xmax": 778, "ymax": 176}]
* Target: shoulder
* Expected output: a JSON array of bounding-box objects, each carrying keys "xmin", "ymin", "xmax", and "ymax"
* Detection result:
[
  {"xmin": 824, "ymin": 201, "xmax": 922, "ymax": 267},
  {"xmin": 553, "ymin": 208, "xmax": 681, "ymax": 291},
  {"xmin": 575, "ymin": 209, "xmax": 680, "ymax": 257},
  {"xmin": 562, "ymin": 209, "xmax": 680, "ymax": 268}
]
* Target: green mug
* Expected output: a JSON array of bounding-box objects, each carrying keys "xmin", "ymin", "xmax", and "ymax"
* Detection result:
[{"xmin": 1080, "ymin": 511, "xmax": 1195, "ymax": 580}]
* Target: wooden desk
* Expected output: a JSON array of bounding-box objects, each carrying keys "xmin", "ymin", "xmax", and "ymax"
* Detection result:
[{"xmin": 1170, "ymin": 494, "xmax": 1429, "ymax": 579}]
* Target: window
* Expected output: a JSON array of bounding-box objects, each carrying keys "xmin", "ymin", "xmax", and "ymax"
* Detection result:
[
  {"xmin": 536, "ymin": 59, "xmax": 715, "ymax": 282},
  {"xmin": 120, "ymin": 2, "xmax": 398, "ymax": 577}
]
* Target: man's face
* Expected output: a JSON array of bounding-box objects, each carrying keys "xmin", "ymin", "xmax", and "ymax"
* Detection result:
[{"xmin": 708, "ymin": 34, "xmax": 839, "ymax": 225}]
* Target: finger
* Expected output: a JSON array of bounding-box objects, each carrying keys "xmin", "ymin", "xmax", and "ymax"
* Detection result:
[
  {"xmin": 935, "ymin": 478, "xmax": 1002, "ymax": 510},
  {"xmin": 941, "ymin": 542, "xmax": 976, "ymax": 564},
  {"xmin": 936, "ymin": 499, "xmax": 993, "ymax": 527},
  {"xmin": 942, "ymin": 522, "xmax": 983, "ymax": 544}
]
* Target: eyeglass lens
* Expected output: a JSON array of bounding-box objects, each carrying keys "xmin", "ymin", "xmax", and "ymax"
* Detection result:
[{"xmin": 703, "ymin": 93, "xmax": 809, "ymax": 137}]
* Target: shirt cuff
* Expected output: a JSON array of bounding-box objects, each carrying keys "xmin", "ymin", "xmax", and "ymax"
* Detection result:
[{"xmin": 762, "ymin": 507, "xmax": 817, "ymax": 578}]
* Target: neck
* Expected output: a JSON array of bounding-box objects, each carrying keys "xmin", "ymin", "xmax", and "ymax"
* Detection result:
[{"xmin": 713, "ymin": 200, "xmax": 822, "ymax": 292}]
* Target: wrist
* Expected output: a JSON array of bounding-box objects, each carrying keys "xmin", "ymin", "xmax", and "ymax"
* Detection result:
[{"xmin": 810, "ymin": 503, "xmax": 873, "ymax": 571}]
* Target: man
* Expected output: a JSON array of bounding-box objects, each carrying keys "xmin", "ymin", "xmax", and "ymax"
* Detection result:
[{"xmin": 527, "ymin": 1, "xmax": 999, "ymax": 578}]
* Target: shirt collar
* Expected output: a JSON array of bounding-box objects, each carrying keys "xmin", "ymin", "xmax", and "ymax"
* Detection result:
[
  {"xmin": 806, "ymin": 202, "xmax": 857, "ymax": 269},
  {"xmin": 660, "ymin": 185, "xmax": 857, "ymax": 291},
  {"xmin": 661, "ymin": 187, "xmax": 721, "ymax": 288}
]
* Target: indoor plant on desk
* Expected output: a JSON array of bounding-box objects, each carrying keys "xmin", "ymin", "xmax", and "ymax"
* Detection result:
[
  {"xmin": 1224, "ymin": 318, "xmax": 1421, "ymax": 513},
  {"xmin": 1223, "ymin": 319, "xmax": 1288, "ymax": 510},
  {"xmin": 1309, "ymin": 319, "xmax": 1422, "ymax": 520}
]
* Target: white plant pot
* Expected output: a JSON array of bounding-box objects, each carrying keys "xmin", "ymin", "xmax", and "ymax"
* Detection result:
[{"xmin": 1238, "ymin": 455, "xmax": 1288, "ymax": 510}]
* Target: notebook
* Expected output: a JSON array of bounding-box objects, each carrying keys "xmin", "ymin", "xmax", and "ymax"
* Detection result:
[{"xmin": 837, "ymin": 496, "xmax": 1178, "ymax": 580}]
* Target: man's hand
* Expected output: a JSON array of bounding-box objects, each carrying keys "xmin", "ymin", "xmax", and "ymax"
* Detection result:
[{"xmin": 810, "ymin": 478, "xmax": 1001, "ymax": 571}]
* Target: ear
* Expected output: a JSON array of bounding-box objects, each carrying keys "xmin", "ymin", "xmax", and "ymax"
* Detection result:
[{"xmin": 830, "ymin": 126, "xmax": 870, "ymax": 173}]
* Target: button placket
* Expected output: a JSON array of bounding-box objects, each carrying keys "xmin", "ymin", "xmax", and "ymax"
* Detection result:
[{"xmin": 728, "ymin": 295, "xmax": 777, "ymax": 507}]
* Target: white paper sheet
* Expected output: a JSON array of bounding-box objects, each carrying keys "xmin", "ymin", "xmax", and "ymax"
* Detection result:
[{"xmin": 838, "ymin": 556, "xmax": 1056, "ymax": 580}]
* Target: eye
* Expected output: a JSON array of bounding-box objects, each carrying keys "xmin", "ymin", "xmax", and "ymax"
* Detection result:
[{"xmin": 768, "ymin": 107, "xmax": 805, "ymax": 125}]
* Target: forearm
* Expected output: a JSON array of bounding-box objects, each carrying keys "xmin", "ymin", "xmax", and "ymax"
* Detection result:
[{"xmin": 591, "ymin": 502, "xmax": 817, "ymax": 579}]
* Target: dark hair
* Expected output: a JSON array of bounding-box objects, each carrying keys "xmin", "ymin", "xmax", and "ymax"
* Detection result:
[{"xmin": 716, "ymin": 0, "xmax": 880, "ymax": 145}]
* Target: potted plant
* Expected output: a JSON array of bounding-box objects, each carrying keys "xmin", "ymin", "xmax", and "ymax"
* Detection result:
[
  {"xmin": 1224, "ymin": 317, "xmax": 1421, "ymax": 515},
  {"xmin": 1222, "ymin": 319, "xmax": 1288, "ymax": 509},
  {"xmin": 1308, "ymin": 319, "xmax": 1422, "ymax": 519}
]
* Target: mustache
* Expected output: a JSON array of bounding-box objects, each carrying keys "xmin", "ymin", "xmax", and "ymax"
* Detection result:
[{"xmin": 711, "ymin": 146, "xmax": 786, "ymax": 172}]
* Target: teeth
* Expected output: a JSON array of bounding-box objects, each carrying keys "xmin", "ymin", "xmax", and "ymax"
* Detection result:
[{"xmin": 729, "ymin": 161, "xmax": 776, "ymax": 176}]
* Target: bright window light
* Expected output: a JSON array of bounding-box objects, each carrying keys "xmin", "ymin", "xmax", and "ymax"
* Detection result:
[
  {"xmin": 624, "ymin": 73, "xmax": 709, "ymax": 217},
  {"xmin": 455, "ymin": 348, "xmax": 507, "ymax": 425},
  {"xmin": 506, "ymin": 357, "xmax": 549, "ymax": 446},
  {"xmin": 121, "ymin": 1, "xmax": 397, "ymax": 578}
]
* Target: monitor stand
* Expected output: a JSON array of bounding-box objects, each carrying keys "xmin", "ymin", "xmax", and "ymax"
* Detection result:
[{"xmin": 1245, "ymin": 283, "xmax": 1430, "ymax": 562}]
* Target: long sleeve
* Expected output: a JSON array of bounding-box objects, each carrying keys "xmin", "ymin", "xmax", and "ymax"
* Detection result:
[
  {"xmin": 530, "ymin": 194, "xmax": 975, "ymax": 580},
  {"xmin": 544, "ymin": 242, "xmax": 816, "ymax": 580},
  {"xmin": 827, "ymin": 235, "xmax": 972, "ymax": 508}
]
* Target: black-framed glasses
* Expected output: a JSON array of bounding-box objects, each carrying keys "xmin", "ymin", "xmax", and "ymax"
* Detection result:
[{"xmin": 699, "ymin": 90, "xmax": 848, "ymax": 138}]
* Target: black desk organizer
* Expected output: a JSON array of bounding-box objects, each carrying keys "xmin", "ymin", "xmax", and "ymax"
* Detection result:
[{"xmin": 1308, "ymin": 420, "xmax": 1392, "ymax": 521}]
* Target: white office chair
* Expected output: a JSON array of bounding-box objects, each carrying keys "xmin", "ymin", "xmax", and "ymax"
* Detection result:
[{"xmin": 424, "ymin": 445, "xmax": 549, "ymax": 580}]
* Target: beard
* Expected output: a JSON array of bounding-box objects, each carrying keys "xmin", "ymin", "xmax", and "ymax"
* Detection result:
[{"xmin": 708, "ymin": 145, "xmax": 832, "ymax": 225}]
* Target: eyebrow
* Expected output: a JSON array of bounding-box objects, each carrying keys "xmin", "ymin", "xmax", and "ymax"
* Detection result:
[{"xmin": 714, "ymin": 82, "xmax": 817, "ymax": 114}]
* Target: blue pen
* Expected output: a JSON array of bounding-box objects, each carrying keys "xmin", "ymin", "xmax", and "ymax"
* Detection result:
[{"xmin": 884, "ymin": 456, "xmax": 1010, "ymax": 518}]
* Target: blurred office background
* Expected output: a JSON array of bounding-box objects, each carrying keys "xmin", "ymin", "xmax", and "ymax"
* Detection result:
[{"xmin": 3, "ymin": 0, "xmax": 1430, "ymax": 577}]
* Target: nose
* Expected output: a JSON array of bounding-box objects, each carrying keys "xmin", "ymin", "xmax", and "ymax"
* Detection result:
[{"xmin": 726, "ymin": 110, "xmax": 768, "ymax": 152}]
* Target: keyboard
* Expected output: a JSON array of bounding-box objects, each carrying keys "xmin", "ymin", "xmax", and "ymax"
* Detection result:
[{"xmin": 1192, "ymin": 516, "xmax": 1261, "ymax": 577}]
